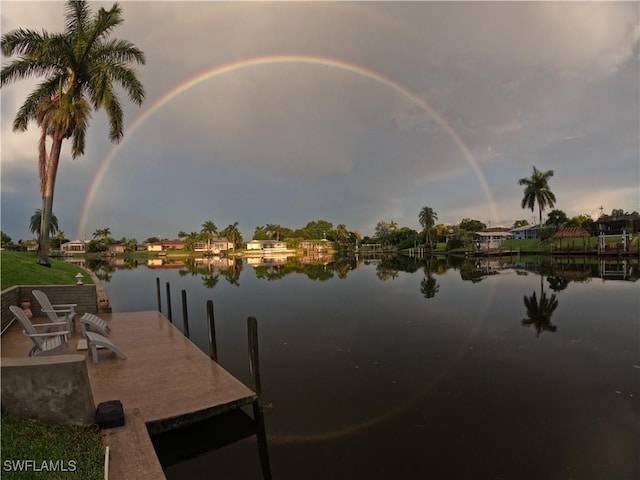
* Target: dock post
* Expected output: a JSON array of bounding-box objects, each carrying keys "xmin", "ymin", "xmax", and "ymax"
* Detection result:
[
  {"xmin": 248, "ymin": 316, "xmax": 262, "ymax": 396},
  {"xmin": 181, "ymin": 289, "xmax": 190, "ymax": 339},
  {"xmin": 165, "ymin": 282, "xmax": 172, "ymax": 323},
  {"xmin": 247, "ymin": 316, "xmax": 271, "ymax": 480},
  {"xmin": 156, "ymin": 277, "xmax": 162, "ymax": 313},
  {"xmin": 207, "ymin": 300, "xmax": 218, "ymax": 362}
]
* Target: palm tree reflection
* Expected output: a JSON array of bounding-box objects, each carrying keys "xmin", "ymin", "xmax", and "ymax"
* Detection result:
[
  {"xmin": 522, "ymin": 274, "xmax": 559, "ymax": 336},
  {"xmin": 420, "ymin": 275, "xmax": 439, "ymax": 299}
]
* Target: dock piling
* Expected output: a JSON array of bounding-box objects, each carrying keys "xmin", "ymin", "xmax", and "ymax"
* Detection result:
[
  {"xmin": 165, "ymin": 282, "xmax": 172, "ymax": 323},
  {"xmin": 181, "ymin": 289, "xmax": 190, "ymax": 339},
  {"xmin": 207, "ymin": 300, "xmax": 217, "ymax": 362},
  {"xmin": 247, "ymin": 316, "xmax": 271, "ymax": 480},
  {"xmin": 156, "ymin": 277, "xmax": 162, "ymax": 313}
]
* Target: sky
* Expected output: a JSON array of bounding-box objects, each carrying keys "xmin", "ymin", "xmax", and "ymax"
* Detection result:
[{"xmin": 1, "ymin": 1, "xmax": 639, "ymax": 242}]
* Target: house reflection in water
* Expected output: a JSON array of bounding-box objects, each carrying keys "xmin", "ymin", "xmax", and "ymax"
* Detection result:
[{"xmin": 247, "ymin": 255, "xmax": 290, "ymax": 267}]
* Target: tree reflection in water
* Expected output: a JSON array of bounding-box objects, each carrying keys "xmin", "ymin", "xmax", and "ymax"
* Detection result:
[
  {"xmin": 420, "ymin": 275, "xmax": 439, "ymax": 298},
  {"xmin": 522, "ymin": 273, "xmax": 559, "ymax": 337}
]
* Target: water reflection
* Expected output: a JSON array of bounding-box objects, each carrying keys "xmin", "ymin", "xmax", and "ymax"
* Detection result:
[
  {"xmin": 522, "ymin": 289, "xmax": 559, "ymax": 336},
  {"xmin": 178, "ymin": 257, "xmax": 244, "ymax": 288},
  {"xmin": 80, "ymin": 254, "xmax": 638, "ymax": 289},
  {"xmin": 419, "ymin": 258, "xmax": 440, "ymax": 299},
  {"xmin": 72, "ymin": 253, "xmax": 639, "ymax": 479}
]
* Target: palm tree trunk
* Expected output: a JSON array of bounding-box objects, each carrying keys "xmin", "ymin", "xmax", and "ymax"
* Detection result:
[{"xmin": 38, "ymin": 135, "xmax": 63, "ymax": 266}]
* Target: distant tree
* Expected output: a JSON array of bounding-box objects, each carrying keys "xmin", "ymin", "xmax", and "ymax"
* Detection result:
[
  {"xmin": 303, "ymin": 220, "xmax": 333, "ymax": 240},
  {"xmin": 545, "ymin": 209, "xmax": 568, "ymax": 230},
  {"xmin": 201, "ymin": 221, "xmax": 218, "ymax": 250},
  {"xmin": 374, "ymin": 220, "xmax": 393, "ymax": 240},
  {"xmin": 1, "ymin": 231, "xmax": 13, "ymax": 248},
  {"xmin": 30, "ymin": 209, "xmax": 58, "ymax": 237},
  {"xmin": 388, "ymin": 227, "xmax": 419, "ymax": 249},
  {"xmin": 145, "ymin": 236, "xmax": 160, "ymax": 244},
  {"xmin": 181, "ymin": 231, "xmax": 200, "ymax": 251},
  {"xmin": 93, "ymin": 228, "xmax": 112, "ymax": 241},
  {"xmin": 518, "ymin": 166, "xmax": 556, "ymax": 225},
  {"xmin": 334, "ymin": 224, "xmax": 349, "ymax": 244},
  {"xmin": 433, "ymin": 224, "xmax": 454, "ymax": 243},
  {"xmin": 418, "ymin": 206, "xmax": 438, "ymax": 246},
  {"xmin": 611, "ymin": 208, "xmax": 625, "ymax": 216},
  {"xmin": 459, "ymin": 218, "xmax": 486, "ymax": 232},
  {"xmin": 51, "ymin": 230, "xmax": 68, "ymax": 249},
  {"xmin": 512, "ymin": 219, "xmax": 530, "ymax": 228},
  {"xmin": 445, "ymin": 237, "xmax": 466, "ymax": 251},
  {"xmin": 566, "ymin": 214, "xmax": 594, "ymax": 233},
  {"xmin": 253, "ymin": 226, "xmax": 269, "ymax": 240},
  {"xmin": 86, "ymin": 239, "xmax": 107, "ymax": 253},
  {"xmin": 221, "ymin": 222, "xmax": 243, "ymax": 249},
  {"xmin": 265, "ymin": 224, "xmax": 283, "ymax": 241}
]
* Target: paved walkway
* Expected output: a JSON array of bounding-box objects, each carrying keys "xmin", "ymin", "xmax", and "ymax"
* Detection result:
[{"xmin": 1, "ymin": 311, "xmax": 258, "ymax": 480}]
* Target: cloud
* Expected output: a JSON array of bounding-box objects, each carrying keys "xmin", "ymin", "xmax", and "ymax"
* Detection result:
[{"xmin": 1, "ymin": 1, "xmax": 638, "ymax": 240}]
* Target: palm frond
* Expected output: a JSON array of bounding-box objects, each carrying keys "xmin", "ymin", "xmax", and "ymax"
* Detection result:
[{"xmin": 64, "ymin": 0, "xmax": 90, "ymax": 35}]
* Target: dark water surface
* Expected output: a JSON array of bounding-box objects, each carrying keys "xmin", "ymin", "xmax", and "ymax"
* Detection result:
[{"xmin": 90, "ymin": 255, "xmax": 639, "ymax": 480}]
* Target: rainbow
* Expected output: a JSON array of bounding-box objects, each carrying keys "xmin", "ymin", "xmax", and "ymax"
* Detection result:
[{"xmin": 76, "ymin": 54, "xmax": 497, "ymax": 238}]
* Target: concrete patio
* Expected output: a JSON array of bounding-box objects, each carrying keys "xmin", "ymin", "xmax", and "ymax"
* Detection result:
[{"xmin": 1, "ymin": 310, "xmax": 259, "ymax": 480}]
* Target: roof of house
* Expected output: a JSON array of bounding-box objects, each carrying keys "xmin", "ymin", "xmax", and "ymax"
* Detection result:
[
  {"xmin": 484, "ymin": 226, "xmax": 511, "ymax": 232},
  {"xmin": 553, "ymin": 226, "xmax": 591, "ymax": 238},
  {"xmin": 474, "ymin": 231, "xmax": 512, "ymax": 237},
  {"xmin": 595, "ymin": 213, "xmax": 640, "ymax": 223},
  {"xmin": 62, "ymin": 239, "xmax": 85, "ymax": 245},
  {"xmin": 510, "ymin": 224, "xmax": 540, "ymax": 232}
]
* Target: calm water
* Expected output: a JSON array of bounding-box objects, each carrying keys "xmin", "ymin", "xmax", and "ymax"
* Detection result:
[{"xmin": 88, "ymin": 255, "xmax": 639, "ymax": 480}]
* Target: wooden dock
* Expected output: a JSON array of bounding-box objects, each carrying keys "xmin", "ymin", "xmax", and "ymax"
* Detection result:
[{"xmin": 1, "ymin": 310, "xmax": 269, "ymax": 480}]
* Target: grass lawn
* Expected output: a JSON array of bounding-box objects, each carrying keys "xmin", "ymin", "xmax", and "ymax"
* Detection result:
[
  {"xmin": 1, "ymin": 253, "xmax": 104, "ymax": 477},
  {"xmin": 0, "ymin": 414, "xmax": 104, "ymax": 480},
  {"xmin": 0, "ymin": 251, "xmax": 94, "ymax": 290}
]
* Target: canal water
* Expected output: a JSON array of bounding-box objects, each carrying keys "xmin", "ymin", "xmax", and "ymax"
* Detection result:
[{"xmin": 88, "ymin": 255, "xmax": 639, "ymax": 479}]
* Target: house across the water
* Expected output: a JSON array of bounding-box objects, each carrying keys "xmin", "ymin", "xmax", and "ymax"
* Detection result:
[
  {"xmin": 595, "ymin": 213, "xmax": 640, "ymax": 235},
  {"xmin": 474, "ymin": 228, "xmax": 513, "ymax": 250},
  {"xmin": 61, "ymin": 239, "xmax": 86, "ymax": 254},
  {"xmin": 510, "ymin": 224, "xmax": 541, "ymax": 240}
]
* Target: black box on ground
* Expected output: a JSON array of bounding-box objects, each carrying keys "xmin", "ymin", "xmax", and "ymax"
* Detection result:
[{"xmin": 96, "ymin": 400, "xmax": 125, "ymax": 428}]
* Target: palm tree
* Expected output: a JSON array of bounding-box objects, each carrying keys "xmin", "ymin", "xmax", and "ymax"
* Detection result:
[
  {"xmin": 29, "ymin": 209, "xmax": 59, "ymax": 237},
  {"xmin": 265, "ymin": 224, "xmax": 282, "ymax": 241},
  {"xmin": 1, "ymin": 0, "xmax": 145, "ymax": 266},
  {"xmin": 93, "ymin": 228, "xmax": 112, "ymax": 241},
  {"xmin": 52, "ymin": 231, "xmax": 67, "ymax": 249},
  {"xmin": 518, "ymin": 166, "xmax": 556, "ymax": 226},
  {"xmin": 418, "ymin": 206, "xmax": 438, "ymax": 247},
  {"xmin": 201, "ymin": 221, "xmax": 218, "ymax": 251},
  {"xmin": 221, "ymin": 222, "xmax": 243, "ymax": 249}
]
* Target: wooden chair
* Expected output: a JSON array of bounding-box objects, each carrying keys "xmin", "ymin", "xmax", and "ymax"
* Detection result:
[
  {"xmin": 83, "ymin": 331, "xmax": 127, "ymax": 364},
  {"xmin": 9, "ymin": 305, "xmax": 69, "ymax": 357},
  {"xmin": 32, "ymin": 289, "xmax": 77, "ymax": 333},
  {"xmin": 80, "ymin": 313, "xmax": 111, "ymax": 337}
]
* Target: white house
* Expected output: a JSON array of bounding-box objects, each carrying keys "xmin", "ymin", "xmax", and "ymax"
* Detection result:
[
  {"xmin": 473, "ymin": 231, "xmax": 512, "ymax": 250},
  {"xmin": 61, "ymin": 239, "xmax": 86, "ymax": 253},
  {"xmin": 246, "ymin": 240, "xmax": 289, "ymax": 252},
  {"xmin": 194, "ymin": 237, "xmax": 234, "ymax": 254}
]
